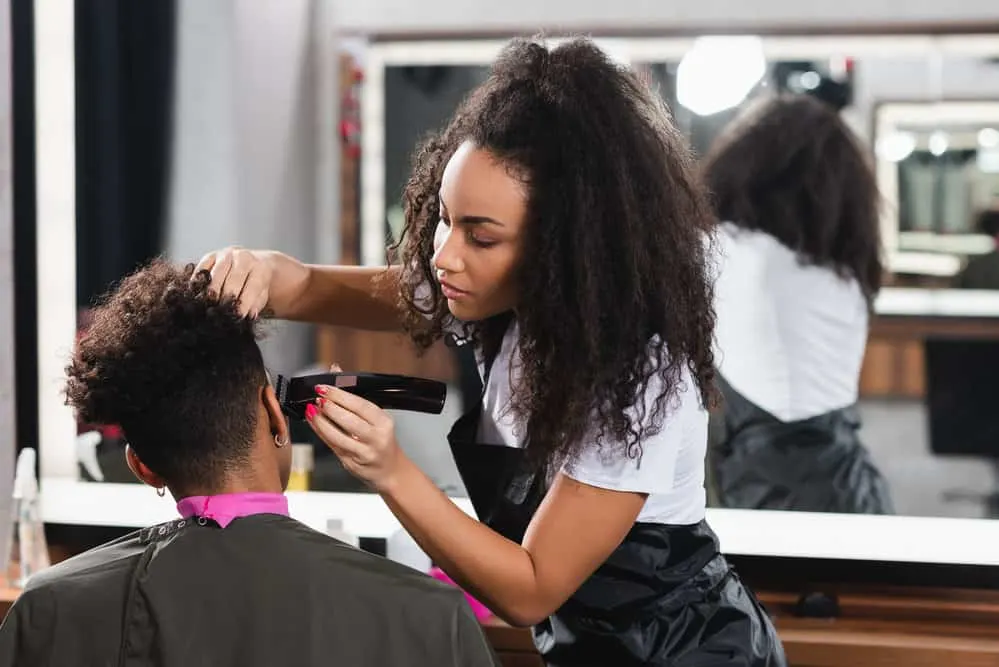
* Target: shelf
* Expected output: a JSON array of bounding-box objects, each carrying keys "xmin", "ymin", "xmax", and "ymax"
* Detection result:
[{"xmin": 898, "ymin": 231, "xmax": 994, "ymax": 256}]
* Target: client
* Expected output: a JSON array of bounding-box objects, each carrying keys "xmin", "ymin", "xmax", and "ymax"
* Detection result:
[{"xmin": 0, "ymin": 260, "xmax": 497, "ymax": 667}]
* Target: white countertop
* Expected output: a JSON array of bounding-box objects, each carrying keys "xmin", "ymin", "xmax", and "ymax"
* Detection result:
[
  {"xmin": 39, "ymin": 479, "xmax": 999, "ymax": 566},
  {"xmin": 875, "ymin": 287, "xmax": 999, "ymax": 318}
]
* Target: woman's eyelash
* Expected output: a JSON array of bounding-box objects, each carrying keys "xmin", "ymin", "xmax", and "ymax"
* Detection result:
[
  {"xmin": 469, "ymin": 236, "xmax": 497, "ymax": 248},
  {"xmin": 439, "ymin": 217, "xmax": 495, "ymax": 247}
]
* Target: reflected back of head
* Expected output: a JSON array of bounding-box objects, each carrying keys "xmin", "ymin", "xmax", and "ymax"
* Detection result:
[{"xmin": 703, "ymin": 94, "xmax": 883, "ymax": 301}]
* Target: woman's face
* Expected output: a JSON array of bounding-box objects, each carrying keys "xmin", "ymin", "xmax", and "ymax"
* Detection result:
[{"xmin": 433, "ymin": 140, "xmax": 526, "ymax": 322}]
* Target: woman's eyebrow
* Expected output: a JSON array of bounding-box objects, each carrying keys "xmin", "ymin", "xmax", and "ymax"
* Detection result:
[
  {"xmin": 456, "ymin": 215, "xmax": 503, "ymax": 227},
  {"xmin": 439, "ymin": 193, "xmax": 503, "ymax": 227}
]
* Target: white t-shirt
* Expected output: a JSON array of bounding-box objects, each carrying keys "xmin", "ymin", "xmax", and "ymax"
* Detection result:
[
  {"xmin": 473, "ymin": 320, "xmax": 707, "ymax": 525},
  {"xmin": 711, "ymin": 222, "xmax": 869, "ymax": 422}
]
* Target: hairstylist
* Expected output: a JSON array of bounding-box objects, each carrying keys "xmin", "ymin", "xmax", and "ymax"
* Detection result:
[{"xmin": 199, "ymin": 37, "xmax": 785, "ymax": 667}]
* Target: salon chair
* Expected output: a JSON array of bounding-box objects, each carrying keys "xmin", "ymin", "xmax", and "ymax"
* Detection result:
[{"xmin": 924, "ymin": 338, "xmax": 999, "ymax": 517}]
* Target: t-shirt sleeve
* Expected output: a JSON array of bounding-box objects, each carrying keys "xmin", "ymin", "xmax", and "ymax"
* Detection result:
[{"xmin": 561, "ymin": 368, "xmax": 696, "ymax": 495}]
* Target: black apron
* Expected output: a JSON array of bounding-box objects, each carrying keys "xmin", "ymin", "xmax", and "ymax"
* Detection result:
[
  {"xmin": 447, "ymin": 344, "xmax": 786, "ymax": 666},
  {"xmin": 710, "ymin": 375, "xmax": 894, "ymax": 514}
]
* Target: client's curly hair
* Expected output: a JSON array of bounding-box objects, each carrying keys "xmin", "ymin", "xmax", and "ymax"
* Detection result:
[
  {"xmin": 393, "ymin": 37, "xmax": 717, "ymax": 471},
  {"xmin": 65, "ymin": 260, "xmax": 267, "ymax": 491},
  {"xmin": 702, "ymin": 94, "xmax": 883, "ymax": 303}
]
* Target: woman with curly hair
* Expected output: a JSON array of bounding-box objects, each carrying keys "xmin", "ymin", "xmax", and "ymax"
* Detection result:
[
  {"xmin": 704, "ymin": 94, "xmax": 893, "ymax": 514},
  {"xmin": 199, "ymin": 37, "xmax": 784, "ymax": 665},
  {"xmin": 0, "ymin": 261, "xmax": 497, "ymax": 667}
]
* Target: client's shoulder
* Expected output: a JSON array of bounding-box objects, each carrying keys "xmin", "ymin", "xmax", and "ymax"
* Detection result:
[
  {"xmin": 264, "ymin": 516, "xmax": 469, "ymax": 606},
  {"xmin": 19, "ymin": 529, "xmax": 147, "ymax": 603}
]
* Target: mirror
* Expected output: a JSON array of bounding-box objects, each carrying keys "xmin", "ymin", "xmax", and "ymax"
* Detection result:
[{"xmin": 361, "ymin": 35, "xmax": 999, "ymax": 564}]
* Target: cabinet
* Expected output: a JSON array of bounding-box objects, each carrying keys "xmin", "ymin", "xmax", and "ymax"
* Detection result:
[
  {"xmin": 483, "ymin": 586, "xmax": 999, "ymax": 667},
  {"xmin": 860, "ymin": 315, "xmax": 999, "ymax": 399}
]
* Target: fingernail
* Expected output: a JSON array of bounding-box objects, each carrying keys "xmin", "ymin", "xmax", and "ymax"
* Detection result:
[
  {"xmin": 315, "ymin": 385, "xmax": 329, "ymax": 396},
  {"xmin": 316, "ymin": 397, "xmax": 325, "ymax": 408},
  {"xmin": 305, "ymin": 404, "xmax": 317, "ymax": 421}
]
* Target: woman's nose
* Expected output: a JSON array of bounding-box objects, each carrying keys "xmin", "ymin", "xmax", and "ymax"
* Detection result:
[{"xmin": 433, "ymin": 226, "xmax": 463, "ymax": 273}]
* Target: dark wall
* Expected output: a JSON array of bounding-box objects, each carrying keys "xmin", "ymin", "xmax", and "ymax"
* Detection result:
[
  {"xmin": 382, "ymin": 65, "xmax": 489, "ymax": 244},
  {"xmin": 74, "ymin": 0, "xmax": 177, "ymax": 309},
  {"xmin": 13, "ymin": 0, "xmax": 37, "ymax": 454}
]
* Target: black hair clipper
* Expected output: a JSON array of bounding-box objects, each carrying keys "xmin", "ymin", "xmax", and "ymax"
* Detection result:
[{"xmin": 276, "ymin": 372, "xmax": 447, "ymax": 420}]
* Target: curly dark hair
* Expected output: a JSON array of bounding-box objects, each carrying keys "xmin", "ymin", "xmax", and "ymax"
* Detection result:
[
  {"xmin": 392, "ymin": 37, "xmax": 718, "ymax": 471},
  {"xmin": 702, "ymin": 94, "xmax": 883, "ymax": 302},
  {"xmin": 65, "ymin": 259, "xmax": 267, "ymax": 491}
]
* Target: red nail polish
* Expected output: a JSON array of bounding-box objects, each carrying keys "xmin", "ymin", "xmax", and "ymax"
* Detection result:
[
  {"xmin": 315, "ymin": 385, "xmax": 329, "ymax": 396},
  {"xmin": 305, "ymin": 404, "xmax": 317, "ymax": 421}
]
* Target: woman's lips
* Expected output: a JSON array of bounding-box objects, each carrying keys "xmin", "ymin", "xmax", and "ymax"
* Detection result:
[{"xmin": 439, "ymin": 280, "xmax": 470, "ymax": 300}]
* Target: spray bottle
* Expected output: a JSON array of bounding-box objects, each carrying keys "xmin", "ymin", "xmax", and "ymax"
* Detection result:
[{"xmin": 5, "ymin": 448, "xmax": 50, "ymax": 587}]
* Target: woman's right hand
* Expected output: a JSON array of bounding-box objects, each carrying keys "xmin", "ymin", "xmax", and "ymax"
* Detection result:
[{"xmin": 194, "ymin": 247, "xmax": 309, "ymax": 319}]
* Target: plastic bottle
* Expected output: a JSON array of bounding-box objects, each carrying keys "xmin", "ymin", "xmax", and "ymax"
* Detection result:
[
  {"xmin": 6, "ymin": 448, "xmax": 50, "ymax": 587},
  {"xmin": 286, "ymin": 444, "xmax": 314, "ymax": 492}
]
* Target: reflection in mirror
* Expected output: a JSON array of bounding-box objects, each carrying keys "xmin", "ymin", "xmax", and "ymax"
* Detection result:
[
  {"xmin": 637, "ymin": 50, "xmax": 854, "ymax": 157},
  {"xmin": 876, "ymin": 101, "xmax": 999, "ymax": 284},
  {"xmin": 630, "ymin": 48, "xmax": 894, "ymax": 514},
  {"xmin": 383, "ymin": 65, "xmax": 489, "ymax": 246},
  {"xmin": 869, "ymin": 100, "xmax": 999, "ymax": 522},
  {"xmin": 629, "ymin": 45, "xmax": 999, "ymax": 523},
  {"xmin": 700, "ymin": 91, "xmax": 891, "ymax": 515}
]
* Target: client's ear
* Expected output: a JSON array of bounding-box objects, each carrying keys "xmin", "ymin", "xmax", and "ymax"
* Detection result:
[
  {"xmin": 125, "ymin": 445, "xmax": 167, "ymax": 489},
  {"xmin": 262, "ymin": 385, "xmax": 290, "ymax": 446}
]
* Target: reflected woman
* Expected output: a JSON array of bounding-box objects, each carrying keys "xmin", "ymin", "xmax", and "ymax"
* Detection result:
[{"xmin": 704, "ymin": 94, "xmax": 894, "ymax": 514}]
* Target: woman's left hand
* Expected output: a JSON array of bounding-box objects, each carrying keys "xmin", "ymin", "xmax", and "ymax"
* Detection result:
[{"xmin": 307, "ymin": 384, "xmax": 411, "ymax": 493}]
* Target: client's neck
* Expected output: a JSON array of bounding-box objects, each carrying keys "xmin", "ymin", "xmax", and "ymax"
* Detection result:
[{"xmin": 175, "ymin": 467, "xmax": 283, "ymax": 499}]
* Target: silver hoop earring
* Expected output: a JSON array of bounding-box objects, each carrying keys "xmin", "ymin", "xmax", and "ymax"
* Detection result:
[
  {"xmin": 156, "ymin": 486, "xmax": 166, "ymax": 498},
  {"xmin": 274, "ymin": 433, "xmax": 289, "ymax": 448}
]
